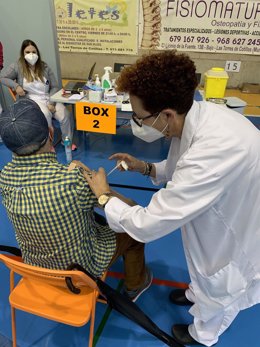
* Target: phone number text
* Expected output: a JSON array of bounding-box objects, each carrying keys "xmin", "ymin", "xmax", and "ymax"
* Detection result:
[{"xmin": 169, "ymin": 36, "xmax": 260, "ymax": 45}]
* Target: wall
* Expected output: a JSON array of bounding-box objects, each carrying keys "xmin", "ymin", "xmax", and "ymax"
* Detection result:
[
  {"xmin": 60, "ymin": 49, "xmax": 260, "ymax": 89},
  {"xmin": 0, "ymin": 0, "xmax": 259, "ymax": 92}
]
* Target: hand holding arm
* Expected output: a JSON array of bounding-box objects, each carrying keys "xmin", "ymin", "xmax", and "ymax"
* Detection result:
[
  {"xmin": 70, "ymin": 161, "xmax": 137, "ymax": 207},
  {"xmin": 47, "ymin": 104, "xmax": 56, "ymax": 113},
  {"xmin": 83, "ymin": 167, "xmax": 111, "ymax": 198},
  {"xmin": 68, "ymin": 160, "xmax": 91, "ymax": 173},
  {"xmin": 83, "ymin": 167, "xmax": 136, "ymax": 207},
  {"xmin": 15, "ymin": 85, "xmax": 26, "ymax": 96}
]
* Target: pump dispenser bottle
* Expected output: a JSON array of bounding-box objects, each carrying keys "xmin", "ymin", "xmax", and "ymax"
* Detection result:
[
  {"xmin": 94, "ymin": 74, "xmax": 101, "ymax": 87},
  {"xmin": 101, "ymin": 66, "xmax": 112, "ymax": 89}
]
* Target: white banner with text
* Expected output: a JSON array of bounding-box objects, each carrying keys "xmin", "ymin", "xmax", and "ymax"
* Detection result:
[
  {"xmin": 54, "ymin": 0, "xmax": 138, "ymax": 54},
  {"xmin": 139, "ymin": 0, "xmax": 260, "ymax": 55}
]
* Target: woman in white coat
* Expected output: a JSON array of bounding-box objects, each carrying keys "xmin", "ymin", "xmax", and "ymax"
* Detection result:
[
  {"xmin": 0, "ymin": 39, "xmax": 76, "ymax": 149},
  {"xmin": 81, "ymin": 51, "xmax": 260, "ymax": 346}
]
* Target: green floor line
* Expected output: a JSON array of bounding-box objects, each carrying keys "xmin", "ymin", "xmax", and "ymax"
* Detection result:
[{"xmin": 93, "ymin": 279, "xmax": 124, "ymax": 347}]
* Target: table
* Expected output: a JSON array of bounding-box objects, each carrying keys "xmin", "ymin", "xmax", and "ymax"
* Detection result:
[
  {"xmin": 50, "ymin": 89, "xmax": 131, "ymax": 120},
  {"xmin": 198, "ymin": 88, "xmax": 260, "ymax": 126},
  {"xmin": 51, "ymin": 86, "xmax": 260, "ymax": 130},
  {"xmin": 50, "ymin": 86, "xmax": 203, "ymax": 119},
  {"xmin": 224, "ymin": 89, "xmax": 260, "ymax": 116},
  {"xmin": 224, "ymin": 90, "xmax": 260, "ymax": 126}
]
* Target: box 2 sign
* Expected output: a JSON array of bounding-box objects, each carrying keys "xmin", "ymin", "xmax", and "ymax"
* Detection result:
[{"xmin": 76, "ymin": 102, "xmax": 117, "ymax": 134}]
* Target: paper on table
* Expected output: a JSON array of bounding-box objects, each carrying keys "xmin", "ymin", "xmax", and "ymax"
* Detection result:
[{"xmin": 68, "ymin": 94, "xmax": 84, "ymax": 101}]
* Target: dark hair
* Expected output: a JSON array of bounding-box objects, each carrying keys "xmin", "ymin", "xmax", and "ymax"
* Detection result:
[
  {"xmin": 15, "ymin": 141, "xmax": 48, "ymax": 156},
  {"xmin": 19, "ymin": 39, "xmax": 44, "ymax": 82},
  {"xmin": 116, "ymin": 50, "xmax": 198, "ymax": 115}
]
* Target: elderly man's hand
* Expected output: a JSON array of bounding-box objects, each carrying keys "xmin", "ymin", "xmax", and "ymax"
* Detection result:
[
  {"xmin": 68, "ymin": 160, "xmax": 91, "ymax": 173},
  {"xmin": 83, "ymin": 167, "xmax": 110, "ymax": 199}
]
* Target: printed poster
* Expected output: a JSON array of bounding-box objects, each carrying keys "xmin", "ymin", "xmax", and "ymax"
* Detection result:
[
  {"xmin": 54, "ymin": 0, "xmax": 138, "ymax": 54},
  {"xmin": 139, "ymin": 0, "xmax": 260, "ymax": 55}
]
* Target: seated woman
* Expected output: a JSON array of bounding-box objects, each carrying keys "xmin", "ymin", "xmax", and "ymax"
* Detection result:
[{"xmin": 0, "ymin": 39, "xmax": 76, "ymax": 149}]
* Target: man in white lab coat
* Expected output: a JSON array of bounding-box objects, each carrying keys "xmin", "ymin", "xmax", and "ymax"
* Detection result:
[{"xmin": 81, "ymin": 51, "xmax": 260, "ymax": 346}]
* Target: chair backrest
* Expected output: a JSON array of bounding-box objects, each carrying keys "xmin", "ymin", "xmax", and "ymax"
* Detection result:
[{"xmin": 0, "ymin": 254, "xmax": 98, "ymax": 292}]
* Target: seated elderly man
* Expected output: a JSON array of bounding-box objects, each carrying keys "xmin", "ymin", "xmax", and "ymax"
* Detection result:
[{"xmin": 0, "ymin": 99, "xmax": 152, "ymax": 302}]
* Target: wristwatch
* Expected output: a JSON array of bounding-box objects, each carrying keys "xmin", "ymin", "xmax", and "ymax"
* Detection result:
[{"xmin": 98, "ymin": 193, "xmax": 111, "ymax": 207}]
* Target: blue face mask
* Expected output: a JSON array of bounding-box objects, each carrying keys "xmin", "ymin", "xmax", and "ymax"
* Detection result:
[{"xmin": 130, "ymin": 113, "xmax": 168, "ymax": 143}]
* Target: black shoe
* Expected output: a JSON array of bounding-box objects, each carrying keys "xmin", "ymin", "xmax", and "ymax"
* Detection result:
[
  {"xmin": 169, "ymin": 289, "xmax": 193, "ymax": 306},
  {"xmin": 172, "ymin": 324, "xmax": 205, "ymax": 346}
]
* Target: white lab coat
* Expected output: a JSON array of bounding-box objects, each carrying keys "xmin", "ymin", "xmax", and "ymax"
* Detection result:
[{"xmin": 105, "ymin": 100, "xmax": 260, "ymax": 346}]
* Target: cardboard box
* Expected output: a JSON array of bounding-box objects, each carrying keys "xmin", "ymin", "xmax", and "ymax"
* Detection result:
[{"xmin": 241, "ymin": 83, "xmax": 260, "ymax": 94}]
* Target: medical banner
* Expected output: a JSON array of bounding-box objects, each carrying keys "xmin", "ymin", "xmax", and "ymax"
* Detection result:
[
  {"xmin": 139, "ymin": 0, "xmax": 260, "ymax": 55},
  {"xmin": 54, "ymin": 0, "xmax": 138, "ymax": 54}
]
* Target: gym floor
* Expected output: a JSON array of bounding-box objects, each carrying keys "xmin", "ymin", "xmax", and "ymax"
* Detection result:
[{"xmin": 0, "ymin": 121, "xmax": 259, "ymax": 347}]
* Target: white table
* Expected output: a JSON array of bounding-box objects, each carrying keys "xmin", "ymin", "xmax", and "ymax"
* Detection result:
[{"xmin": 50, "ymin": 89, "xmax": 132, "ymax": 120}]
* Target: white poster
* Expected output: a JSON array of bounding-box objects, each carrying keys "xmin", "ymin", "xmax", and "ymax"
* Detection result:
[
  {"xmin": 54, "ymin": 0, "xmax": 138, "ymax": 54},
  {"xmin": 139, "ymin": 0, "xmax": 260, "ymax": 55}
]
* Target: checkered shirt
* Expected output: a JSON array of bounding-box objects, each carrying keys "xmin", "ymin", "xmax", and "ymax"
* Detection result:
[{"xmin": 0, "ymin": 153, "xmax": 116, "ymax": 277}]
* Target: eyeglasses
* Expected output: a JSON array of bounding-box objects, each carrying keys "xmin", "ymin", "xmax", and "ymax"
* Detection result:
[{"xmin": 132, "ymin": 111, "xmax": 161, "ymax": 127}]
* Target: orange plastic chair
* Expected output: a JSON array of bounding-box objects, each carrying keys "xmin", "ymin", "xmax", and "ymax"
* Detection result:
[
  {"xmin": 0, "ymin": 254, "xmax": 107, "ymax": 347},
  {"xmin": 8, "ymin": 87, "xmax": 17, "ymax": 101}
]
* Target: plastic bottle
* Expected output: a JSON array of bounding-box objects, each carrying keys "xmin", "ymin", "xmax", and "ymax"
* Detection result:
[
  {"xmin": 101, "ymin": 66, "xmax": 112, "ymax": 89},
  {"xmin": 111, "ymin": 78, "xmax": 116, "ymax": 88},
  {"xmin": 64, "ymin": 136, "xmax": 72, "ymax": 163},
  {"xmin": 94, "ymin": 74, "xmax": 101, "ymax": 87}
]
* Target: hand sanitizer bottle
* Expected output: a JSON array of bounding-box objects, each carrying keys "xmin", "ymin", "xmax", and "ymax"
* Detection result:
[
  {"xmin": 64, "ymin": 136, "xmax": 72, "ymax": 163},
  {"xmin": 94, "ymin": 74, "xmax": 101, "ymax": 87},
  {"xmin": 101, "ymin": 67, "xmax": 112, "ymax": 89}
]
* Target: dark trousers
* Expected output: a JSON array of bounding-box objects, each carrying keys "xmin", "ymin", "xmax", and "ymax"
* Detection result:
[
  {"xmin": 94, "ymin": 212, "xmax": 146, "ymax": 291},
  {"xmin": 109, "ymin": 233, "xmax": 146, "ymax": 291}
]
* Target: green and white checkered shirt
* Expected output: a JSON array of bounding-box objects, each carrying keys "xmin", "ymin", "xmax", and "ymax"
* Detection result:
[{"xmin": 0, "ymin": 153, "xmax": 116, "ymax": 277}]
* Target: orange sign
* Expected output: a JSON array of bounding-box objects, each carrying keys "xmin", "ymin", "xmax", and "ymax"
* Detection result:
[{"xmin": 76, "ymin": 102, "xmax": 117, "ymax": 134}]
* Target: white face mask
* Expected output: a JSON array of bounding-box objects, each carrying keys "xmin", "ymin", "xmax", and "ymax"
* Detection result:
[
  {"xmin": 24, "ymin": 53, "xmax": 38, "ymax": 66},
  {"xmin": 130, "ymin": 115, "xmax": 168, "ymax": 143}
]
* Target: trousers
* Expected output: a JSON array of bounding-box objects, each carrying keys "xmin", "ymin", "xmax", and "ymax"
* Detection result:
[
  {"xmin": 92, "ymin": 212, "xmax": 146, "ymax": 291},
  {"xmin": 109, "ymin": 233, "xmax": 146, "ymax": 290},
  {"xmin": 186, "ymin": 286, "xmax": 240, "ymax": 346},
  {"xmin": 35, "ymin": 100, "xmax": 74, "ymax": 141}
]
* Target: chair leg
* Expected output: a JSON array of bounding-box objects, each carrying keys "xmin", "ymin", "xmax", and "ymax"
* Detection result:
[
  {"xmin": 11, "ymin": 306, "xmax": 17, "ymax": 347},
  {"xmin": 10, "ymin": 271, "xmax": 17, "ymax": 347},
  {"xmin": 88, "ymin": 292, "xmax": 98, "ymax": 347}
]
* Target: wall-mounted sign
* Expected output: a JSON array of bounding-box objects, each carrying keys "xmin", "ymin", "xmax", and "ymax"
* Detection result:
[
  {"xmin": 139, "ymin": 0, "xmax": 260, "ymax": 55},
  {"xmin": 76, "ymin": 102, "xmax": 117, "ymax": 134},
  {"xmin": 54, "ymin": 0, "xmax": 138, "ymax": 54}
]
